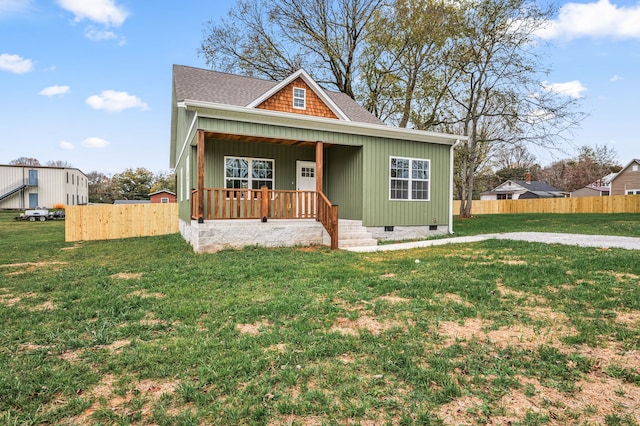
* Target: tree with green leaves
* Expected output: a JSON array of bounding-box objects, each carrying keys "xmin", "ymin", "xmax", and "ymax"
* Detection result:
[
  {"xmin": 111, "ymin": 168, "xmax": 155, "ymax": 200},
  {"xmin": 150, "ymin": 171, "xmax": 176, "ymax": 194}
]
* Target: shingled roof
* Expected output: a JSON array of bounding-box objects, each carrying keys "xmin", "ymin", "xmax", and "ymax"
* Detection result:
[
  {"xmin": 510, "ymin": 180, "xmax": 562, "ymax": 192},
  {"xmin": 172, "ymin": 65, "xmax": 384, "ymax": 126}
]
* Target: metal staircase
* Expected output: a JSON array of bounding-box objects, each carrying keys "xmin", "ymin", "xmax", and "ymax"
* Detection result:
[
  {"xmin": 0, "ymin": 178, "xmax": 36, "ymax": 202},
  {"xmin": 0, "ymin": 183, "xmax": 28, "ymax": 202}
]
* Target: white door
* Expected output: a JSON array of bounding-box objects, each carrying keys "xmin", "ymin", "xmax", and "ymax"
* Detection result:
[
  {"xmin": 296, "ymin": 161, "xmax": 316, "ymax": 217},
  {"xmin": 296, "ymin": 161, "xmax": 316, "ymax": 191}
]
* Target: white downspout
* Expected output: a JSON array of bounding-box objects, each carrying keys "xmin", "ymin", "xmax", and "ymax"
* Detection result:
[{"xmin": 449, "ymin": 139, "xmax": 463, "ymax": 234}]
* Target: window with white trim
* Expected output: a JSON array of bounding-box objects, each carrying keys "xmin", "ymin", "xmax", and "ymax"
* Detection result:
[
  {"xmin": 389, "ymin": 157, "xmax": 430, "ymax": 200},
  {"xmin": 161, "ymin": 197, "xmax": 169, "ymax": 203},
  {"xmin": 625, "ymin": 189, "xmax": 640, "ymax": 195},
  {"xmin": 293, "ymin": 87, "xmax": 306, "ymax": 109},
  {"xmin": 225, "ymin": 157, "xmax": 274, "ymax": 190}
]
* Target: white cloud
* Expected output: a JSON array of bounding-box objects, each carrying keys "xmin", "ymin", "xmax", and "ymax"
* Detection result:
[
  {"xmin": 57, "ymin": 0, "xmax": 128, "ymax": 27},
  {"xmin": 537, "ymin": 0, "xmax": 640, "ymax": 41},
  {"xmin": 542, "ymin": 80, "xmax": 587, "ymax": 99},
  {"xmin": 59, "ymin": 141, "xmax": 74, "ymax": 150},
  {"xmin": 86, "ymin": 90, "xmax": 150, "ymax": 112},
  {"xmin": 609, "ymin": 75, "xmax": 622, "ymax": 82},
  {"xmin": 39, "ymin": 85, "xmax": 70, "ymax": 97},
  {"xmin": 81, "ymin": 137, "xmax": 110, "ymax": 148},
  {"xmin": 0, "ymin": 53, "xmax": 33, "ymax": 74},
  {"xmin": 84, "ymin": 26, "xmax": 126, "ymax": 44}
]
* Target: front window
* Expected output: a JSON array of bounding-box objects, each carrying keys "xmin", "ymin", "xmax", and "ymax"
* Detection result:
[
  {"xmin": 497, "ymin": 193, "xmax": 513, "ymax": 200},
  {"xmin": 225, "ymin": 157, "xmax": 274, "ymax": 191},
  {"xmin": 161, "ymin": 197, "xmax": 169, "ymax": 203},
  {"xmin": 389, "ymin": 157, "xmax": 430, "ymax": 201},
  {"xmin": 293, "ymin": 87, "xmax": 306, "ymax": 109},
  {"xmin": 625, "ymin": 189, "xmax": 640, "ymax": 195}
]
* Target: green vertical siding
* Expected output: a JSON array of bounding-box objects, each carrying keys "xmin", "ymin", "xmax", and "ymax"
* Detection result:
[
  {"xmin": 173, "ymin": 114, "xmax": 452, "ymax": 225},
  {"xmin": 325, "ymin": 145, "xmax": 363, "ymax": 220},
  {"xmin": 362, "ymin": 140, "xmax": 451, "ymax": 227},
  {"xmin": 205, "ymin": 138, "xmax": 315, "ymax": 190}
]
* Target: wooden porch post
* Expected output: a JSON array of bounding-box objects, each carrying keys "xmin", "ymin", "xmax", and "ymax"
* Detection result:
[
  {"xmin": 197, "ymin": 129, "xmax": 205, "ymax": 221},
  {"xmin": 315, "ymin": 141, "xmax": 323, "ymax": 194}
]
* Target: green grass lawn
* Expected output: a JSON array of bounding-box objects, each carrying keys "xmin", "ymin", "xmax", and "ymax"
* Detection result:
[
  {"xmin": 1, "ymin": 211, "xmax": 639, "ymax": 425},
  {"xmin": 451, "ymin": 213, "xmax": 640, "ymax": 238}
]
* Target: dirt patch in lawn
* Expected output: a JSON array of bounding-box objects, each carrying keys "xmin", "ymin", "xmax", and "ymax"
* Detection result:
[
  {"xmin": 237, "ymin": 319, "xmax": 272, "ymax": 336},
  {"xmin": 496, "ymin": 279, "xmax": 548, "ymax": 305},
  {"xmin": 330, "ymin": 315, "xmax": 404, "ymax": 336},
  {"xmin": 613, "ymin": 310, "xmax": 640, "ymax": 326},
  {"xmin": 437, "ymin": 395, "xmax": 486, "ymax": 424},
  {"xmin": 374, "ymin": 294, "xmax": 411, "ymax": 304},
  {"xmin": 613, "ymin": 272, "xmax": 640, "ymax": 282},
  {"xmin": 1, "ymin": 261, "xmax": 67, "ymax": 275},
  {"xmin": 30, "ymin": 300, "xmax": 56, "ymax": 311},
  {"xmin": 65, "ymin": 374, "xmax": 180, "ymax": 425},
  {"xmin": 128, "ymin": 289, "xmax": 164, "ymax": 299},
  {"xmin": 111, "ymin": 272, "xmax": 143, "ymax": 280},
  {"xmin": 0, "ymin": 293, "xmax": 22, "ymax": 306},
  {"xmin": 488, "ymin": 374, "xmax": 640, "ymax": 425},
  {"xmin": 572, "ymin": 343, "xmax": 640, "ymax": 372},
  {"xmin": 59, "ymin": 340, "xmax": 132, "ymax": 365},
  {"xmin": 437, "ymin": 314, "xmax": 577, "ymax": 350},
  {"xmin": 439, "ymin": 293, "xmax": 474, "ymax": 308}
]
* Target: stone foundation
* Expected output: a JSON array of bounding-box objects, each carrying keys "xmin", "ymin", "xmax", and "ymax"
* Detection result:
[{"xmin": 180, "ymin": 219, "xmax": 326, "ymax": 253}]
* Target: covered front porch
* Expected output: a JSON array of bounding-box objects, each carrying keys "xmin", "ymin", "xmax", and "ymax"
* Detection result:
[{"xmin": 190, "ymin": 130, "xmax": 341, "ymax": 249}]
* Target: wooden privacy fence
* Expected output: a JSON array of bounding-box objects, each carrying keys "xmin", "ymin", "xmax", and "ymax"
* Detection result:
[
  {"xmin": 65, "ymin": 204, "xmax": 178, "ymax": 242},
  {"xmin": 453, "ymin": 195, "xmax": 640, "ymax": 215}
]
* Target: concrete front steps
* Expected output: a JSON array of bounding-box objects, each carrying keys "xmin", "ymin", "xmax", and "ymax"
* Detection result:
[{"xmin": 325, "ymin": 219, "xmax": 378, "ymax": 248}]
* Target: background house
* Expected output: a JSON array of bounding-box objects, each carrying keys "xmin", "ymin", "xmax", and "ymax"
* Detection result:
[
  {"xmin": 570, "ymin": 186, "xmax": 610, "ymax": 197},
  {"xmin": 610, "ymin": 159, "xmax": 640, "ymax": 195},
  {"xmin": 170, "ymin": 65, "xmax": 464, "ymax": 252},
  {"xmin": 480, "ymin": 174, "xmax": 565, "ymax": 200},
  {"xmin": 0, "ymin": 164, "xmax": 88, "ymax": 209},
  {"xmin": 150, "ymin": 189, "xmax": 176, "ymax": 203}
]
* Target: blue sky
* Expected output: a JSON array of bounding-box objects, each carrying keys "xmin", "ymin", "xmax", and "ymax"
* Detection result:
[{"xmin": 0, "ymin": 0, "xmax": 638, "ymax": 176}]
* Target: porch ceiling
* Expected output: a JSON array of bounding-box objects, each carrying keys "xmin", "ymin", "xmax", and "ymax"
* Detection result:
[{"xmin": 204, "ymin": 131, "xmax": 334, "ymax": 148}]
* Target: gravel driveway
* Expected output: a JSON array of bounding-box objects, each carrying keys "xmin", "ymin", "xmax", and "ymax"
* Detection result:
[{"xmin": 346, "ymin": 232, "xmax": 640, "ymax": 252}]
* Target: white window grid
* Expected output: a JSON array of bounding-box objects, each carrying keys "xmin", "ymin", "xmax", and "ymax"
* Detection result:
[
  {"xmin": 389, "ymin": 156, "xmax": 430, "ymax": 201},
  {"xmin": 224, "ymin": 156, "xmax": 275, "ymax": 194},
  {"xmin": 293, "ymin": 87, "xmax": 306, "ymax": 109}
]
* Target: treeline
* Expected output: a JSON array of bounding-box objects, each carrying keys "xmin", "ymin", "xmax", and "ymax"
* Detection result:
[{"xmin": 87, "ymin": 168, "xmax": 176, "ymax": 204}]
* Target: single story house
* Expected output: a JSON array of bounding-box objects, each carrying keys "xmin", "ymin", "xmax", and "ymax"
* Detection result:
[
  {"xmin": 570, "ymin": 186, "xmax": 610, "ymax": 198},
  {"xmin": 610, "ymin": 159, "xmax": 640, "ymax": 195},
  {"xmin": 170, "ymin": 65, "xmax": 465, "ymax": 252},
  {"xmin": 0, "ymin": 164, "xmax": 88, "ymax": 209},
  {"xmin": 150, "ymin": 189, "xmax": 177, "ymax": 203},
  {"xmin": 480, "ymin": 176, "xmax": 565, "ymax": 200}
]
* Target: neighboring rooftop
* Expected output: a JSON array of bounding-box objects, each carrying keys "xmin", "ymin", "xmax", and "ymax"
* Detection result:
[{"xmin": 510, "ymin": 180, "xmax": 562, "ymax": 192}]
